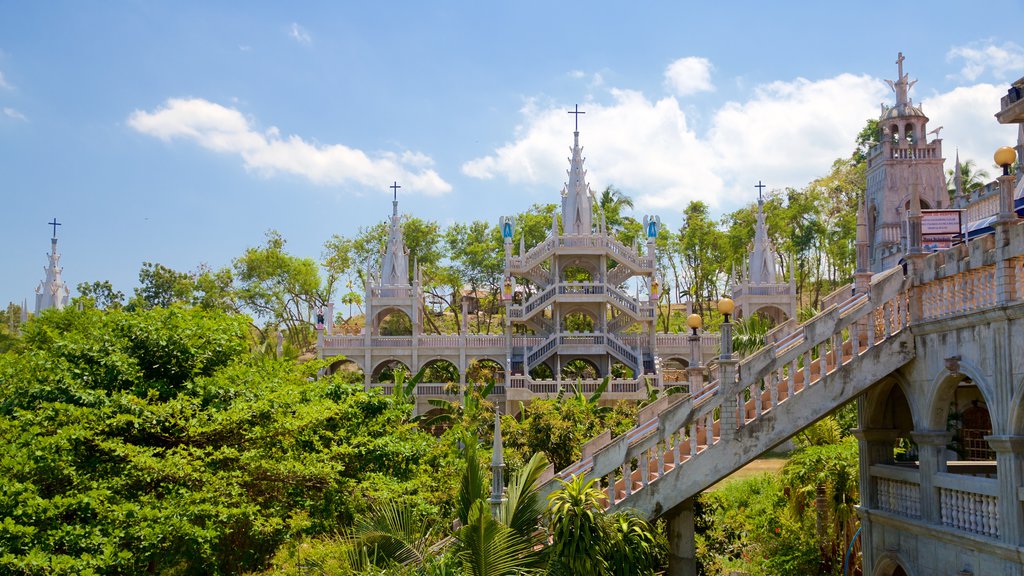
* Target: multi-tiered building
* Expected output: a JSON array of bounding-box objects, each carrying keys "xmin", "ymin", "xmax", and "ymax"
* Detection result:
[{"xmin": 319, "ymin": 124, "xmax": 737, "ymax": 412}]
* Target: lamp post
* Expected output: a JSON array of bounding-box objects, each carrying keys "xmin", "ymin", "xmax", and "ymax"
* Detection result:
[
  {"xmin": 686, "ymin": 313, "xmax": 704, "ymax": 393},
  {"xmin": 717, "ymin": 296, "xmax": 738, "ymax": 439},
  {"xmin": 995, "ymin": 146, "xmax": 1018, "ymax": 223}
]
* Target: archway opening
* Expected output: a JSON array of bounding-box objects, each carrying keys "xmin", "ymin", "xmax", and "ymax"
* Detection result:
[
  {"xmin": 376, "ymin": 308, "xmax": 412, "ymax": 336},
  {"xmin": 662, "ymin": 357, "xmax": 689, "ymax": 384},
  {"xmin": 610, "ymin": 361, "xmax": 634, "ymax": 380},
  {"xmin": 420, "ymin": 359, "xmax": 459, "ymax": 385},
  {"xmin": 563, "ymin": 311, "xmax": 595, "ymax": 332},
  {"xmin": 561, "ymin": 358, "xmax": 600, "ymax": 381},
  {"xmin": 561, "ymin": 264, "xmax": 594, "ymax": 283},
  {"xmin": 467, "ymin": 359, "xmax": 505, "ymax": 385},
  {"xmin": 529, "ymin": 362, "xmax": 554, "ymax": 381},
  {"xmin": 371, "ymin": 359, "xmax": 411, "ymax": 384},
  {"xmin": 327, "ymin": 358, "xmax": 364, "ymax": 384},
  {"xmin": 946, "ymin": 378, "xmax": 994, "ymax": 462}
]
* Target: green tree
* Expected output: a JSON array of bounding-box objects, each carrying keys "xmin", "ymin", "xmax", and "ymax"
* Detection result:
[
  {"xmin": 946, "ymin": 158, "xmax": 991, "ymax": 198},
  {"xmin": 75, "ymin": 280, "xmax": 125, "ymax": 310},
  {"xmin": 131, "ymin": 261, "xmax": 196, "ymax": 309},
  {"xmin": 678, "ymin": 201, "xmax": 725, "ymax": 317}
]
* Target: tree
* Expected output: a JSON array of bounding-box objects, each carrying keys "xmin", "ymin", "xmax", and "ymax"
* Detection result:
[
  {"xmin": 946, "ymin": 158, "xmax": 991, "ymax": 198},
  {"xmin": 596, "ymin": 185, "xmax": 635, "ymax": 233},
  {"xmin": 75, "ymin": 280, "xmax": 125, "ymax": 310},
  {"xmin": 131, "ymin": 261, "xmax": 195, "ymax": 309},
  {"xmin": 678, "ymin": 201, "xmax": 725, "ymax": 317},
  {"xmin": 233, "ymin": 230, "xmax": 323, "ymax": 350}
]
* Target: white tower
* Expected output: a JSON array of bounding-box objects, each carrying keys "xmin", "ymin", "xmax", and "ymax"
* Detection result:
[
  {"xmin": 35, "ymin": 219, "xmax": 70, "ymax": 314},
  {"xmin": 730, "ymin": 183, "xmax": 796, "ymax": 324}
]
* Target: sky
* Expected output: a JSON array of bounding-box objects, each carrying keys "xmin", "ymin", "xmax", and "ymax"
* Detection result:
[{"xmin": 2, "ymin": 1, "xmax": 1023, "ymax": 308}]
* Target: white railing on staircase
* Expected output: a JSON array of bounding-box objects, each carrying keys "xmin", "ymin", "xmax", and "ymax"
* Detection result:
[{"xmin": 539, "ymin": 265, "xmax": 912, "ymax": 515}]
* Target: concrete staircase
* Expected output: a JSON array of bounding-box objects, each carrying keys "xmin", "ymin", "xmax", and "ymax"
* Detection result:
[{"xmin": 538, "ymin": 266, "xmax": 916, "ymax": 518}]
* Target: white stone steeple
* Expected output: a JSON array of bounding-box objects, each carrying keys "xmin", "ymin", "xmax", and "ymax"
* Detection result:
[
  {"xmin": 380, "ymin": 182, "xmax": 410, "ymax": 286},
  {"xmin": 747, "ymin": 193, "xmax": 782, "ymax": 284},
  {"xmin": 35, "ymin": 220, "xmax": 70, "ymax": 313},
  {"xmin": 561, "ymin": 110, "xmax": 595, "ymax": 235}
]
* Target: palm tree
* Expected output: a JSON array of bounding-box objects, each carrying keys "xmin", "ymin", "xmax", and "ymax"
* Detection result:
[
  {"xmin": 546, "ymin": 475, "xmax": 610, "ymax": 576},
  {"xmin": 596, "ymin": 186, "xmax": 635, "ymax": 232},
  {"xmin": 946, "ymin": 158, "xmax": 991, "ymax": 199}
]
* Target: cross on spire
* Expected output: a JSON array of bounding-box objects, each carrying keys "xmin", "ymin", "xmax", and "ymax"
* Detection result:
[
  {"xmin": 48, "ymin": 218, "xmax": 61, "ymax": 238},
  {"xmin": 568, "ymin": 104, "xmax": 585, "ymax": 131},
  {"xmin": 390, "ymin": 181, "xmax": 401, "ymax": 202},
  {"xmin": 896, "ymin": 51, "xmax": 905, "ymax": 78},
  {"xmin": 754, "ymin": 181, "xmax": 767, "ymax": 202}
]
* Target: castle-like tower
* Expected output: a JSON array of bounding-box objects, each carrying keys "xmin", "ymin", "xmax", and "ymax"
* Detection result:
[
  {"xmin": 729, "ymin": 186, "xmax": 796, "ymax": 324},
  {"xmin": 865, "ymin": 52, "xmax": 947, "ymax": 272},
  {"xmin": 35, "ymin": 221, "xmax": 70, "ymax": 313},
  {"xmin": 503, "ymin": 125, "xmax": 658, "ymax": 381}
]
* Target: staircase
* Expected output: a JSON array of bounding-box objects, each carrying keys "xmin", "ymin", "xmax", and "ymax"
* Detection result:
[{"xmin": 538, "ymin": 266, "xmax": 915, "ymax": 518}]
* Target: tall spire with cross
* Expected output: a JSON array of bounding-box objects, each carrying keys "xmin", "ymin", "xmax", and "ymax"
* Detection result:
[
  {"xmin": 885, "ymin": 51, "xmax": 918, "ymax": 111},
  {"xmin": 747, "ymin": 182, "xmax": 782, "ymax": 284},
  {"xmin": 561, "ymin": 105, "xmax": 595, "ymax": 235},
  {"xmin": 35, "ymin": 219, "xmax": 70, "ymax": 313},
  {"xmin": 380, "ymin": 182, "xmax": 410, "ymax": 286}
]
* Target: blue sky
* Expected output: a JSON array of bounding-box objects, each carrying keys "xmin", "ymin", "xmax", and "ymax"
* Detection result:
[{"xmin": 3, "ymin": 2, "xmax": 1022, "ymax": 307}]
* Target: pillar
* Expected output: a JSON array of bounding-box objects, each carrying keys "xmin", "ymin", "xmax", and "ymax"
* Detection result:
[
  {"xmin": 666, "ymin": 498, "xmax": 697, "ymax": 576},
  {"xmin": 985, "ymin": 436, "xmax": 1024, "ymax": 546},
  {"xmin": 911, "ymin": 430, "xmax": 952, "ymax": 524},
  {"xmin": 852, "ymin": 426, "xmax": 900, "ymax": 573}
]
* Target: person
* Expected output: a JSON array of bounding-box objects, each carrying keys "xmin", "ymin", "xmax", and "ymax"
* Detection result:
[{"xmin": 316, "ymin": 308, "xmax": 325, "ymax": 330}]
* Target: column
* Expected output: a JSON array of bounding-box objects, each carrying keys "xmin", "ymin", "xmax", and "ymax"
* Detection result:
[
  {"xmin": 911, "ymin": 430, "xmax": 952, "ymax": 524},
  {"xmin": 986, "ymin": 436, "xmax": 1024, "ymax": 545},
  {"xmin": 852, "ymin": 426, "xmax": 899, "ymax": 573},
  {"xmin": 666, "ymin": 498, "xmax": 697, "ymax": 576},
  {"xmin": 718, "ymin": 358, "xmax": 739, "ymax": 440}
]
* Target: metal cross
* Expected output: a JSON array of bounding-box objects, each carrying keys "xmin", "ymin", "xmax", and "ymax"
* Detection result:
[
  {"xmin": 390, "ymin": 181, "xmax": 401, "ymax": 202},
  {"xmin": 754, "ymin": 181, "xmax": 767, "ymax": 201},
  {"xmin": 568, "ymin": 104, "xmax": 585, "ymax": 131},
  {"xmin": 48, "ymin": 218, "xmax": 61, "ymax": 238}
]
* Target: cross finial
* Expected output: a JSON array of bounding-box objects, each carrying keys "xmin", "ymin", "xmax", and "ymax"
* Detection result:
[
  {"xmin": 896, "ymin": 52, "xmax": 905, "ymax": 78},
  {"xmin": 754, "ymin": 181, "xmax": 767, "ymax": 202},
  {"xmin": 568, "ymin": 104, "xmax": 585, "ymax": 131},
  {"xmin": 48, "ymin": 218, "xmax": 61, "ymax": 239},
  {"xmin": 390, "ymin": 181, "xmax": 401, "ymax": 202}
]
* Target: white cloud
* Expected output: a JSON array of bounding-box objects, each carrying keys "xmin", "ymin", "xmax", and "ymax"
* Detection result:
[
  {"xmin": 462, "ymin": 71, "xmax": 887, "ymax": 212},
  {"xmin": 947, "ymin": 41, "xmax": 1024, "ymax": 82},
  {"xmin": 924, "ymin": 83, "xmax": 1017, "ymax": 174},
  {"xmin": 664, "ymin": 57, "xmax": 714, "ymax": 97},
  {"xmin": 0, "ymin": 71, "xmax": 12, "ymax": 90},
  {"xmin": 3, "ymin": 107, "xmax": 26, "ymax": 121},
  {"xmin": 289, "ymin": 23, "xmax": 312, "ymax": 45},
  {"xmin": 128, "ymin": 98, "xmax": 451, "ymax": 195}
]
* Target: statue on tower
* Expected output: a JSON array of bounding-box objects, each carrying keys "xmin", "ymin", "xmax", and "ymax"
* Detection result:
[{"xmin": 884, "ymin": 52, "xmax": 917, "ymax": 108}]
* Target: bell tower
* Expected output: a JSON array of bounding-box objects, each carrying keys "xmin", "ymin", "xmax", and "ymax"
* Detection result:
[{"xmin": 864, "ymin": 52, "xmax": 947, "ymax": 272}]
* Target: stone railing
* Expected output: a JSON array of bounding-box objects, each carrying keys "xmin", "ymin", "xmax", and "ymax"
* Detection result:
[
  {"xmin": 369, "ymin": 286, "xmax": 415, "ymax": 298},
  {"xmin": 915, "ymin": 219, "xmax": 1024, "ymax": 321},
  {"xmin": 322, "ymin": 333, "xmax": 510, "ymax": 350},
  {"xmin": 870, "ymin": 464, "xmax": 922, "ymax": 519},
  {"xmin": 732, "ymin": 283, "xmax": 791, "ymax": 298},
  {"xmin": 538, "ymin": 265, "xmax": 912, "ymax": 513},
  {"xmin": 508, "ymin": 234, "xmax": 654, "ymax": 274},
  {"xmin": 820, "ymin": 282, "xmax": 855, "ymax": 312},
  {"xmin": 935, "ymin": 472, "xmax": 1000, "ymax": 539}
]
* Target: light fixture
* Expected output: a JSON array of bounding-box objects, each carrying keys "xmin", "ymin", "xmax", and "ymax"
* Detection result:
[
  {"xmin": 717, "ymin": 296, "xmax": 735, "ymax": 322},
  {"xmin": 995, "ymin": 146, "xmax": 1017, "ymax": 176},
  {"xmin": 686, "ymin": 313, "xmax": 703, "ymax": 336}
]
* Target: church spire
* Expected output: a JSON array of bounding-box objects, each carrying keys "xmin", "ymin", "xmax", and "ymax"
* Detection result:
[
  {"xmin": 885, "ymin": 51, "xmax": 919, "ymax": 113},
  {"xmin": 380, "ymin": 182, "xmax": 410, "ymax": 286},
  {"xmin": 954, "ymin": 149, "xmax": 964, "ymax": 197},
  {"xmin": 35, "ymin": 219, "xmax": 70, "ymax": 313},
  {"xmin": 747, "ymin": 182, "xmax": 781, "ymax": 284},
  {"xmin": 561, "ymin": 105, "xmax": 594, "ymax": 235}
]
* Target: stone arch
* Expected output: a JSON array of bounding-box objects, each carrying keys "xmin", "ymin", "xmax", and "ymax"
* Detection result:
[
  {"xmin": 374, "ymin": 306, "xmax": 413, "ymax": 336},
  {"xmin": 418, "ymin": 357, "xmax": 460, "ymax": 385},
  {"xmin": 561, "ymin": 308, "xmax": 597, "ymax": 332},
  {"xmin": 748, "ymin": 304, "xmax": 789, "ymax": 325},
  {"xmin": 529, "ymin": 360, "xmax": 555, "ymax": 381},
  {"xmin": 922, "ymin": 357, "xmax": 998, "ymax": 433},
  {"xmin": 467, "ymin": 357, "xmax": 506, "ymax": 385},
  {"xmin": 872, "ymin": 551, "xmax": 915, "ymax": 576},
  {"xmin": 863, "ymin": 374, "xmax": 917, "ymax": 431},
  {"xmin": 560, "ymin": 259, "xmax": 599, "ymax": 282},
  {"xmin": 327, "ymin": 356, "xmax": 362, "ymax": 376},
  {"xmin": 371, "ymin": 358, "xmax": 411, "ymax": 383},
  {"xmin": 661, "ymin": 357, "xmax": 689, "ymax": 384},
  {"xmin": 560, "ymin": 357, "xmax": 601, "ymax": 380}
]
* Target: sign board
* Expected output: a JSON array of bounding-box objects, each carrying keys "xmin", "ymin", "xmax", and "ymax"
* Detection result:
[{"xmin": 920, "ymin": 209, "xmax": 962, "ymax": 236}]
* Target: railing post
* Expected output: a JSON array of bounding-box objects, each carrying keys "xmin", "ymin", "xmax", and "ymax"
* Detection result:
[
  {"xmin": 986, "ymin": 436, "xmax": 1024, "ymax": 546},
  {"xmin": 911, "ymin": 430, "xmax": 952, "ymax": 524}
]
